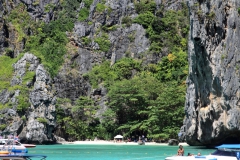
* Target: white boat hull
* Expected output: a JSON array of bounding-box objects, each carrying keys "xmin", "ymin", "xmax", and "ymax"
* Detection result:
[
  {"xmin": 0, "ymin": 139, "xmax": 27, "ymax": 153},
  {"xmin": 165, "ymin": 155, "xmax": 237, "ymax": 160}
]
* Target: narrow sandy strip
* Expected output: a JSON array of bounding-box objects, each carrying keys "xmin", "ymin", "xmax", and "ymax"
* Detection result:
[{"xmin": 59, "ymin": 140, "xmax": 188, "ymax": 146}]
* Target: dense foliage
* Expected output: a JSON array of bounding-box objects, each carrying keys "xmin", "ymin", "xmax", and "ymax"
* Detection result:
[{"xmin": 62, "ymin": 49, "xmax": 188, "ymax": 140}]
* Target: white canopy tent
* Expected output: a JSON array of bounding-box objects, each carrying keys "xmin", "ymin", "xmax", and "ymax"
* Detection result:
[
  {"xmin": 114, "ymin": 135, "xmax": 123, "ymax": 142},
  {"xmin": 114, "ymin": 135, "xmax": 123, "ymax": 139}
]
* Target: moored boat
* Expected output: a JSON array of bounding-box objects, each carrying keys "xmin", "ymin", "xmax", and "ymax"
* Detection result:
[
  {"xmin": 0, "ymin": 139, "xmax": 27, "ymax": 153},
  {"xmin": 0, "ymin": 139, "xmax": 47, "ymax": 160},
  {"xmin": 165, "ymin": 144, "xmax": 240, "ymax": 160}
]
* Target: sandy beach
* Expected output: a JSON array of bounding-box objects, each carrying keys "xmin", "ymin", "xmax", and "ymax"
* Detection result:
[{"xmin": 60, "ymin": 140, "xmax": 189, "ymax": 146}]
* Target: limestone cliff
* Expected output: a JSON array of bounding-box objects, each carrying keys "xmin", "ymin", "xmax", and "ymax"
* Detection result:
[
  {"xmin": 181, "ymin": 0, "xmax": 240, "ymax": 146},
  {"xmin": 0, "ymin": 0, "xmax": 187, "ymax": 143}
]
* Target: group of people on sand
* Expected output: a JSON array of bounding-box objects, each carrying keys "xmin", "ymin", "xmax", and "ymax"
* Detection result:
[{"xmin": 177, "ymin": 145, "xmax": 201, "ymax": 156}]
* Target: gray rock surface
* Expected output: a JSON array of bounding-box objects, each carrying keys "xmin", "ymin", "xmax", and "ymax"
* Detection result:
[
  {"xmin": 27, "ymin": 64, "xmax": 56, "ymax": 143},
  {"xmin": 12, "ymin": 53, "xmax": 39, "ymax": 85},
  {"xmin": 21, "ymin": 0, "xmax": 59, "ymax": 22},
  {"xmin": 168, "ymin": 139, "xmax": 179, "ymax": 146},
  {"xmin": 0, "ymin": 1, "xmax": 6, "ymax": 56},
  {"xmin": 0, "ymin": 53, "xmax": 56, "ymax": 144},
  {"xmin": 181, "ymin": 0, "xmax": 240, "ymax": 146},
  {"xmin": 109, "ymin": 24, "xmax": 150, "ymax": 63}
]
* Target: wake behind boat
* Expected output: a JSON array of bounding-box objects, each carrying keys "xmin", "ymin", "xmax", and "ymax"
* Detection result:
[{"xmin": 165, "ymin": 144, "xmax": 240, "ymax": 160}]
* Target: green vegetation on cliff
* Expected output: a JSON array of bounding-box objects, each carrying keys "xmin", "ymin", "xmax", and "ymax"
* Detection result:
[
  {"xmin": 78, "ymin": 0, "xmax": 93, "ymax": 21},
  {"xmin": 0, "ymin": 56, "xmax": 17, "ymax": 90},
  {"xmin": 25, "ymin": 0, "xmax": 76, "ymax": 77},
  {"xmin": 0, "ymin": 54, "xmax": 33, "ymax": 112},
  {"xmin": 134, "ymin": 3, "xmax": 189, "ymax": 53}
]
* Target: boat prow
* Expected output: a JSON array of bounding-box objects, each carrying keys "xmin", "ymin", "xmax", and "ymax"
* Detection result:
[{"xmin": 22, "ymin": 144, "xmax": 36, "ymax": 148}]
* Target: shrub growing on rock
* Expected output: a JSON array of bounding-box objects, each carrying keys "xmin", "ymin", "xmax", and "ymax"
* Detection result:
[{"xmin": 37, "ymin": 117, "xmax": 48, "ymax": 124}]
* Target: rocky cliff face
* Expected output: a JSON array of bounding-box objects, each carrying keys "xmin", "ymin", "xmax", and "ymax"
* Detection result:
[
  {"xmin": 0, "ymin": 53, "xmax": 55, "ymax": 143},
  {"xmin": 181, "ymin": 0, "xmax": 240, "ymax": 146},
  {"xmin": 0, "ymin": 0, "xmax": 186, "ymax": 144},
  {"xmin": 0, "ymin": 0, "xmax": 58, "ymax": 58}
]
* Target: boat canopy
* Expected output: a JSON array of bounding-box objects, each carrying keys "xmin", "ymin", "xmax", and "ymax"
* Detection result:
[{"xmin": 216, "ymin": 144, "xmax": 240, "ymax": 149}]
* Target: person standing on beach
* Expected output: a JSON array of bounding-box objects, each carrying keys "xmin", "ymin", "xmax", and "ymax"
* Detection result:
[
  {"xmin": 177, "ymin": 145, "xmax": 184, "ymax": 156},
  {"xmin": 142, "ymin": 135, "xmax": 145, "ymax": 143}
]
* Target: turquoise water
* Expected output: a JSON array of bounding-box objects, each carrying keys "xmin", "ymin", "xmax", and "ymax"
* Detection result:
[{"xmin": 28, "ymin": 144, "xmax": 215, "ymax": 160}]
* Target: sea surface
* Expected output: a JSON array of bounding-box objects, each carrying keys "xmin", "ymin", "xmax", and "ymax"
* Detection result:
[{"xmin": 28, "ymin": 144, "xmax": 216, "ymax": 160}]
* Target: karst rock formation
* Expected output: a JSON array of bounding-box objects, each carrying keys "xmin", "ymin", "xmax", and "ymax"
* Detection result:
[{"xmin": 180, "ymin": 0, "xmax": 240, "ymax": 146}]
